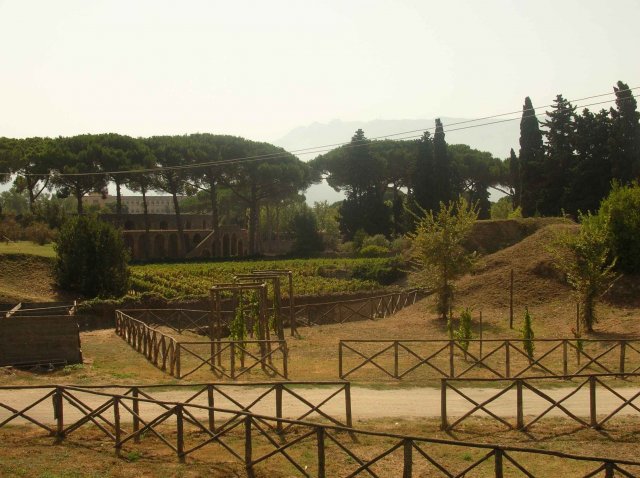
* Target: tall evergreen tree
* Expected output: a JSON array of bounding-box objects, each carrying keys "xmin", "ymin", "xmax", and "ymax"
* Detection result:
[
  {"xmin": 413, "ymin": 131, "xmax": 437, "ymax": 212},
  {"xmin": 518, "ymin": 97, "xmax": 545, "ymax": 216},
  {"xmin": 507, "ymin": 148, "xmax": 520, "ymax": 208},
  {"xmin": 540, "ymin": 94, "xmax": 576, "ymax": 215},
  {"xmin": 565, "ymin": 108, "xmax": 612, "ymax": 214},
  {"xmin": 609, "ymin": 81, "xmax": 640, "ymax": 183},
  {"xmin": 433, "ymin": 119, "xmax": 451, "ymax": 205}
]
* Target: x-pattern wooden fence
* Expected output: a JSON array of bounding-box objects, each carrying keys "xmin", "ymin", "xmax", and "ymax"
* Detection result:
[
  {"xmin": 289, "ymin": 289, "xmax": 423, "ymax": 327},
  {"xmin": 115, "ymin": 311, "xmax": 288, "ymax": 380},
  {"xmin": 119, "ymin": 308, "xmax": 211, "ymax": 335},
  {"xmin": 441, "ymin": 374, "xmax": 640, "ymax": 432},
  {"xmin": 1, "ymin": 385, "xmax": 638, "ymax": 476},
  {"xmin": 339, "ymin": 339, "xmax": 640, "ymax": 380}
]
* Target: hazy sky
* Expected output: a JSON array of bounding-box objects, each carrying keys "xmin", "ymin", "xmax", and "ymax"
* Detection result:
[{"xmin": 1, "ymin": 0, "xmax": 638, "ymax": 145}]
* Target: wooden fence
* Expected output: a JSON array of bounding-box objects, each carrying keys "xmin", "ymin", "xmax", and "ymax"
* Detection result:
[
  {"xmin": 1, "ymin": 385, "xmax": 638, "ymax": 476},
  {"xmin": 288, "ymin": 289, "xmax": 423, "ymax": 327},
  {"xmin": 115, "ymin": 311, "xmax": 288, "ymax": 380},
  {"xmin": 440, "ymin": 374, "xmax": 640, "ymax": 432},
  {"xmin": 339, "ymin": 338, "xmax": 640, "ymax": 380}
]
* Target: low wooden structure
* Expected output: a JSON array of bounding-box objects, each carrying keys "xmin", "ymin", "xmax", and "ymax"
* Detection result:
[{"xmin": 0, "ymin": 304, "xmax": 81, "ymax": 367}]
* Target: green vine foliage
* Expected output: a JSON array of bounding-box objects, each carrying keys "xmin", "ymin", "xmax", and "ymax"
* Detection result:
[
  {"xmin": 454, "ymin": 308, "xmax": 473, "ymax": 355},
  {"xmin": 522, "ymin": 307, "xmax": 535, "ymax": 363}
]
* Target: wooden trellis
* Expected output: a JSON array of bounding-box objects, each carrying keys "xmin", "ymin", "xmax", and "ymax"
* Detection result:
[
  {"xmin": 234, "ymin": 273, "xmax": 286, "ymax": 340},
  {"xmin": 252, "ymin": 269, "xmax": 296, "ymax": 336}
]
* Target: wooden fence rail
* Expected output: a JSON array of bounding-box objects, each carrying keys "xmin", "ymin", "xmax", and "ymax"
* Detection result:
[
  {"xmin": 289, "ymin": 289, "xmax": 423, "ymax": 327},
  {"xmin": 339, "ymin": 338, "xmax": 640, "ymax": 380},
  {"xmin": 440, "ymin": 374, "xmax": 640, "ymax": 432},
  {"xmin": 1, "ymin": 384, "xmax": 638, "ymax": 476},
  {"xmin": 115, "ymin": 311, "xmax": 288, "ymax": 380}
]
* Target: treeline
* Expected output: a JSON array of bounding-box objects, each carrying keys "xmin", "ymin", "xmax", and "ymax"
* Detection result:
[
  {"xmin": 310, "ymin": 123, "xmax": 505, "ymax": 238},
  {"xmin": 311, "ymin": 80, "xmax": 639, "ymax": 239},
  {"xmin": 0, "ymin": 134, "xmax": 313, "ymax": 254},
  {"xmin": 514, "ymin": 81, "xmax": 640, "ymax": 216}
]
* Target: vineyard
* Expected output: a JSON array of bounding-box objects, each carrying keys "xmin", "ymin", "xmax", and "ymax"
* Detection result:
[{"xmin": 129, "ymin": 257, "xmax": 405, "ymax": 300}]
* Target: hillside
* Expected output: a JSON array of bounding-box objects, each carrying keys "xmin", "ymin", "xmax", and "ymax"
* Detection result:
[{"xmin": 0, "ymin": 254, "xmax": 64, "ymax": 304}]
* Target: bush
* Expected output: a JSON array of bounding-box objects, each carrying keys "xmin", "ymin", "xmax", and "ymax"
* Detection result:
[
  {"xmin": 362, "ymin": 234, "xmax": 391, "ymax": 250},
  {"xmin": 454, "ymin": 308, "xmax": 473, "ymax": 355},
  {"xmin": 0, "ymin": 216, "xmax": 22, "ymax": 241},
  {"xmin": 54, "ymin": 215, "xmax": 130, "ymax": 298},
  {"xmin": 599, "ymin": 182, "xmax": 640, "ymax": 273},
  {"xmin": 359, "ymin": 245, "xmax": 389, "ymax": 257},
  {"xmin": 24, "ymin": 222, "xmax": 56, "ymax": 245},
  {"xmin": 352, "ymin": 258, "xmax": 405, "ymax": 285},
  {"xmin": 390, "ymin": 236, "xmax": 411, "ymax": 254},
  {"xmin": 290, "ymin": 206, "xmax": 324, "ymax": 256}
]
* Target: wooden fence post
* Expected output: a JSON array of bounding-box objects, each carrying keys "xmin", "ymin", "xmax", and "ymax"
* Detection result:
[
  {"xmin": 562, "ymin": 340, "xmax": 569, "ymax": 377},
  {"xmin": 54, "ymin": 386, "xmax": 64, "ymax": 442},
  {"xmin": 338, "ymin": 341, "xmax": 344, "ymax": 379},
  {"xmin": 394, "ymin": 341, "xmax": 399, "ymax": 379},
  {"xmin": 509, "ymin": 269, "xmax": 514, "ymax": 329},
  {"xmin": 505, "ymin": 341, "xmax": 511, "ymax": 378},
  {"xmin": 403, "ymin": 438, "xmax": 413, "ymax": 478},
  {"xmin": 440, "ymin": 379, "xmax": 448, "ymax": 430},
  {"xmin": 479, "ymin": 311, "xmax": 483, "ymax": 360},
  {"xmin": 275, "ymin": 383, "xmax": 283, "ymax": 434},
  {"xmin": 132, "ymin": 387, "xmax": 140, "ymax": 443},
  {"xmin": 114, "ymin": 397, "xmax": 121, "ymax": 456},
  {"xmin": 207, "ymin": 384, "xmax": 215, "ymax": 432},
  {"xmin": 175, "ymin": 344, "xmax": 181, "ymax": 379},
  {"xmin": 604, "ymin": 461, "xmax": 614, "ymax": 478},
  {"xmin": 495, "ymin": 448, "xmax": 504, "ymax": 478},
  {"xmin": 245, "ymin": 416, "xmax": 255, "ymax": 478},
  {"xmin": 516, "ymin": 380, "xmax": 524, "ymax": 430},
  {"xmin": 230, "ymin": 341, "xmax": 236, "ymax": 379},
  {"xmin": 449, "ymin": 340, "xmax": 455, "ymax": 378},
  {"xmin": 345, "ymin": 382, "xmax": 353, "ymax": 428},
  {"xmin": 317, "ymin": 427, "xmax": 326, "ymax": 478},
  {"xmin": 176, "ymin": 405, "xmax": 185, "ymax": 463},
  {"xmin": 619, "ymin": 341, "xmax": 626, "ymax": 376},
  {"xmin": 282, "ymin": 342, "xmax": 289, "ymax": 379},
  {"xmin": 589, "ymin": 375, "xmax": 598, "ymax": 428}
]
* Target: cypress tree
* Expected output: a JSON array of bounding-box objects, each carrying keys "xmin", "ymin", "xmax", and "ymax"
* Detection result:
[
  {"xmin": 433, "ymin": 118, "xmax": 451, "ymax": 206},
  {"xmin": 609, "ymin": 81, "xmax": 640, "ymax": 183},
  {"xmin": 518, "ymin": 97, "xmax": 545, "ymax": 216},
  {"xmin": 508, "ymin": 148, "xmax": 520, "ymax": 208},
  {"xmin": 413, "ymin": 131, "xmax": 437, "ymax": 212},
  {"xmin": 541, "ymin": 94, "xmax": 576, "ymax": 215}
]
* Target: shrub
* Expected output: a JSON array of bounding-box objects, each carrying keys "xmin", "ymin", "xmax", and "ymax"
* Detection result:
[
  {"xmin": 598, "ymin": 182, "xmax": 640, "ymax": 273},
  {"xmin": 522, "ymin": 307, "xmax": 535, "ymax": 363},
  {"xmin": 362, "ymin": 234, "xmax": 391, "ymax": 250},
  {"xmin": 352, "ymin": 258, "xmax": 405, "ymax": 285},
  {"xmin": 0, "ymin": 216, "xmax": 22, "ymax": 241},
  {"xmin": 24, "ymin": 222, "xmax": 56, "ymax": 245},
  {"xmin": 390, "ymin": 236, "xmax": 411, "ymax": 254},
  {"xmin": 54, "ymin": 215, "xmax": 130, "ymax": 298},
  {"xmin": 291, "ymin": 206, "xmax": 324, "ymax": 256},
  {"xmin": 359, "ymin": 245, "xmax": 389, "ymax": 258},
  {"xmin": 454, "ymin": 308, "xmax": 473, "ymax": 356}
]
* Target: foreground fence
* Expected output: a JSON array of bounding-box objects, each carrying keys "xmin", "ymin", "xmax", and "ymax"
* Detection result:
[
  {"xmin": 441, "ymin": 374, "xmax": 640, "ymax": 432},
  {"xmin": 115, "ymin": 311, "xmax": 288, "ymax": 380},
  {"xmin": 1, "ymin": 384, "xmax": 638, "ymax": 476},
  {"xmin": 339, "ymin": 338, "xmax": 640, "ymax": 380}
]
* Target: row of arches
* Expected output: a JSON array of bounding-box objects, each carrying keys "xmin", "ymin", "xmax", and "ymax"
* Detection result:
[{"xmin": 123, "ymin": 231, "xmax": 246, "ymax": 260}]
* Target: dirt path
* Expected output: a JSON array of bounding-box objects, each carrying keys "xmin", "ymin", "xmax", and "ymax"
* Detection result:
[{"xmin": 1, "ymin": 385, "xmax": 638, "ymax": 426}]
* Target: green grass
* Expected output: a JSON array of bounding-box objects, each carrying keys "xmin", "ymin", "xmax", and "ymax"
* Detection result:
[{"xmin": 0, "ymin": 241, "xmax": 55, "ymax": 258}]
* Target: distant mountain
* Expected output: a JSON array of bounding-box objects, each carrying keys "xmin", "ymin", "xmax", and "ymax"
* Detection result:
[{"xmin": 273, "ymin": 117, "xmax": 519, "ymax": 160}]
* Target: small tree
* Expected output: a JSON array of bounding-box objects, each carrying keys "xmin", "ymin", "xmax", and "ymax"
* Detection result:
[
  {"xmin": 409, "ymin": 197, "xmax": 478, "ymax": 319},
  {"xmin": 548, "ymin": 213, "xmax": 617, "ymax": 332},
  {"xmin": 454, "ymin": 308, "xmax": 473, "ymax": 358},
  {"xmin": 54, "ymin": 215, "xmax": 130, "ymax": 298},
  {"xmin": 522, "ymin": 307, "xmax": 535, "ymax": 364}
]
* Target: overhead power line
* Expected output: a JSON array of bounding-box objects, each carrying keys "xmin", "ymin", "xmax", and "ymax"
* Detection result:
[{"xmin": 4, "ymin": 86, "xmax": 638, "ymax": 178}]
